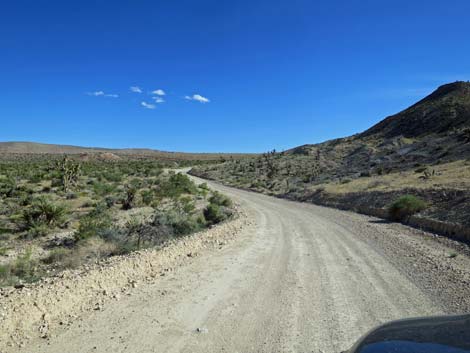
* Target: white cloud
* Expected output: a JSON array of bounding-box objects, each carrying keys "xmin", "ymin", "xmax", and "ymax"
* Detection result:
[
  {"xmin": 152, "ymin": 96, "xmax": 165, "ymax": 103},
  {"xmin": 130, "ymin": 86, "xmax": 143, "ymax": 93},
  {"xmin": 90, "ymin": 91, "xmax": 104, "ymax": 96},
  {"xmin": 87, "ymin": 91, "xmax": 118, "ymax": 98},
  {"xmin": 151, "ymin": 89, "xmax": 166, "ymax": 96},
  {"xmin": 185, "ymin": 94, "xmax": 210, "ymax": 103},
  {"xmin": 141, "ymin": 101, "xmax": 156, "ymax": 109}
]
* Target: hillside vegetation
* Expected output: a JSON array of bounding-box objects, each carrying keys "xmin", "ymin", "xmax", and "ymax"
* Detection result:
[{"xmin": 191, "ymin": 82, "xmax": 470, "ymax": 227}]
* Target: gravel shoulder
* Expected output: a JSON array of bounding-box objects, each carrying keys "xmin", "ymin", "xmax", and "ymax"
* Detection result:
[{"xmin": 4, "ymin": 176, "xmax": 470, "ymax": 353}]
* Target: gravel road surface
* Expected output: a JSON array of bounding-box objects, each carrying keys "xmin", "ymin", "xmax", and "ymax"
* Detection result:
[{"xmin": 21, "ymin": 176, "xmax": 470, "ymax": 353}]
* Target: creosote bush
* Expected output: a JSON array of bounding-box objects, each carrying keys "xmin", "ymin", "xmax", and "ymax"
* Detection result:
[
  {"xmin": 204, "ymin": 203, "xmax": 231, "ymax": 225},
  {"xmin": 388, "ymin": 195, "xmax": 426, "ymax": 221},
  {"xmin": 74, "ymin": 204, "xmax": 112, "ymax": 241},
  {"xmin": 158, "ymin": 173, "xmax": 197, "ymax": 197},
  {"xmin": 208, "ymin": 191, "xmax": 232, "ymax": 207}
]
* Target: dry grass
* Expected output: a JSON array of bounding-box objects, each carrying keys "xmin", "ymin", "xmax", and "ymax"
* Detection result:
[{"xmin": 314, "ymin": 160, "xmax": 470, "ymax": 194}]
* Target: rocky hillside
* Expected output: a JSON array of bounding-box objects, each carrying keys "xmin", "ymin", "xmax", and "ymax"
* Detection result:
[
  {"xmin": 286, "ymin": 81, "xmax": 470, "ymax": 181},
  {"xmin": 362, "ymin": 81, "xmax": 470, "ymax": 138},
  {"xmin": 190, "ymin": 82, "xmax": 470, "ymax": 231}
]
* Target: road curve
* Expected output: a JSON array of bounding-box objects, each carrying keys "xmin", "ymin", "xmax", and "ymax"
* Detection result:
[{"xmin": 25, "ymin": 176, "xmax": 444, "ymax": 353}]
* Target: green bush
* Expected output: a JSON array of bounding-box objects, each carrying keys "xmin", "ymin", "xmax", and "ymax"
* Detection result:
[
  {"xmin": 92, "ymin": 181, "xmax": 116, "ymax": 197},
  {"xmin": 152, "ymin": 210, "xmax": 201, "ymax": 236},
  {"xmin": 208, "ymin": 192, "xmax": 232, "ymax": 207},
  {"xmin": 0, "ymin": 176, "xmax": 16, "ymax": 198},
  {"xmin": 74, "ymin": 205, "xmax": 112, "ymax": 241},
  {"xmin": 177, "ymin": 196, "xmax": 196, "ymax": 213},
  {"xmin": 102, "ymin": 171, "xmax": 123, "ymax": 182},
  {"xmin": 203, "ymin": 204, "xmax": 228, "ymax": 225},
  {"xmin": 173, "ymin": 217, "xmax": 201, "ymax": 235},
  {"xmin": 158, "ymin": 173, "xmax": 197, "ymax": 198},
  {"xmin": 388, "ymin": 195, "xmax": 426, "ymax": 221},
  {"xmin": 26, "ymin": 223, "xmax": 49, "ymax": 238},
  {"xmin": 141, "ymin": 189, "xmax": 155, "ymax": 206}
]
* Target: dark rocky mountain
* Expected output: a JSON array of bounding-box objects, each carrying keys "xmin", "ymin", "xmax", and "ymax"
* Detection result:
[
  {"xmin": 362, "ymin": 81, "xmax": 470, "ymax": 138},
  {"xmin": 284, "ymin": 82, "xmax": 470, "ymax": 178}
]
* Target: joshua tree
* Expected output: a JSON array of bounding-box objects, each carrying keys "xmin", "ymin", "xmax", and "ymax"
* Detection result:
[
  {"xmin": 122, "ymin": 186, "xmax": 137, "ymax": 210},
  {"xmin": 55, "ymin": 156, "xmax": 81, "ymax": 192},
  {"xmin": 462, "ymin": 128, "xmax": 470, "ymax": 143},
  {"xmin": 263, "ymin": 150, "xmax": 278, "ymax": 178}
]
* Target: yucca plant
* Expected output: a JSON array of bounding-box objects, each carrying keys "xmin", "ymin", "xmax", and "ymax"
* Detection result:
[{"xmin": 20, "ymin": 197, "xmax": 68, "ymax": 233}]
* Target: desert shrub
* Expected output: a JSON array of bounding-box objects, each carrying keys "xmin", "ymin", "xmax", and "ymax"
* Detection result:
[
  {"xmin": 81, "ymin": 200, "xmax": 96, "ymax": 208},
  {"xmin": 28, "ymin": 171, "xmax": 46, "ymax": 183},
  {"xmin": 102, "ymin": 171, "xmax": 123, "ymax": 182},
  {"xmin": 158, "ymin": 173, "xmax": 197, "ymax": 198},
  {"xmin": 140, "ymin": 189, "xmax": 155, "ymax": 206},
  {"xmin": 0, "ymin": 176, "xmax": 16, "ymax": 198},
  {"xmin": 104, "ymin": 195, "xmax": 117, "ymax": 208},
  {"xmin": 18, "ymin": 192, "xmax": 33, "ymax": 206},
  {"xmin": 388, "ymin": 195, "xmax": 427, "ymax": 221},
  {"xmin": 0, "ymin": 248, "xmax": 40, "ymax": 286},
  {"xmin": 152, "ymin": 210, "xmax": 200, "ymax": 236},
  {"xmin": 77, "ymin": 236, "xmax": 120, "ymax": 259},
  {"xmin": 414, "ymin": 166, "xmax": 428, "ymax": 173},
  {"xmin": 203, "ymin": 204, "xmax": 228, "ymax": 225},
  {"xmin": 19, "ymin": 197, "xmax": 68, "ymax": 234},
  {"xmin": 208, "ymin": 192, "xmax": 232, "ymax": 207},
  {"xmin": 42, "ymin": 247, "xmax": 71, "ymax": 265},
  {"xmin": 74, "ymin": 204, "xmax": 112, "ymax": 241},
  {"xmin": 66, "ymin": 192, "xmax": 78, "ymax": 200},
  {"xmin": 173, "ymin": 216, "xmax": 201, "ymax": 235},
  {"xmin": 177, "ymin": 196, "xmax": 196, "ymax": 213},
  {"xmin": 367, "ymin": 180, "xmax": 389, "ymax": 189},
  {"xmin": 129, "ymin": 178, "xmax": 143, "ymax": 189},
  {"xmin": 198, "ymin": 183, "xmax": 209, "ymax": 197},
  {"xmin": 26, "ymin": 223, "xmax": 50, "ymax": 238},
  {"xmin": 93, "ymin": 181, "xmax": 116, "ymax": 197},
  {"xmin": 98, "ymin": 213, "xmax": 174, "ymax": 252}
]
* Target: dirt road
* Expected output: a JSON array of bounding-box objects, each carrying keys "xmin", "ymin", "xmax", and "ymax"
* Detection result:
[{"xmin": 22, "ymin": 176, "xmax": 470, "ymax": 353}]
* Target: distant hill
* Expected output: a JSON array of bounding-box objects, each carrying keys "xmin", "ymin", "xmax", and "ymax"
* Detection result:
[{"xmin": 0, "ymin": 141, "xmax": 254, "ymax": 161}]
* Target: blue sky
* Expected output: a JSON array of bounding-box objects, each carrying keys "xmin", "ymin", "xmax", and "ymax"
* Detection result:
[{"xmin": 1, "ymin": 0, "xmax": 469, "ymax": 153}]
